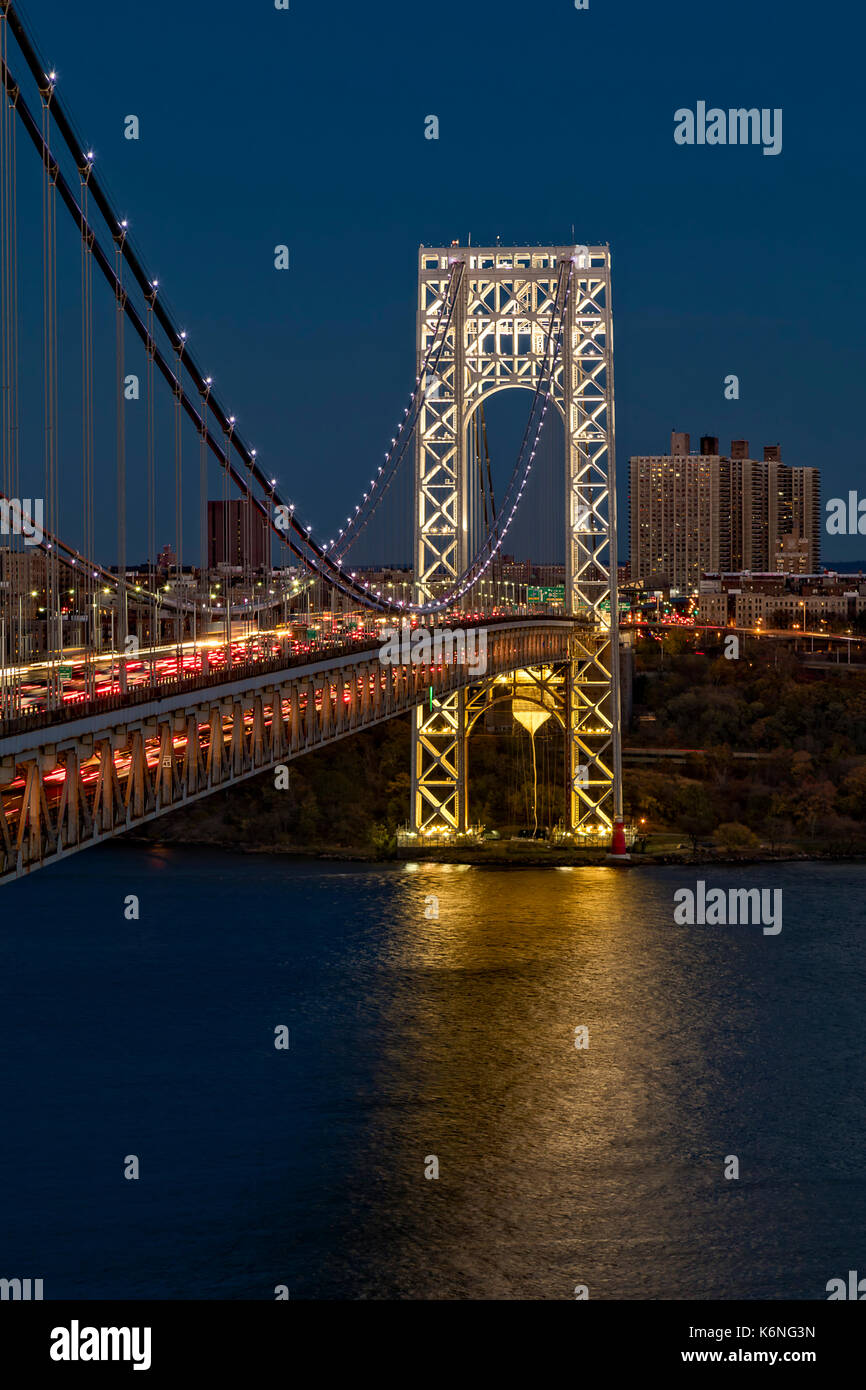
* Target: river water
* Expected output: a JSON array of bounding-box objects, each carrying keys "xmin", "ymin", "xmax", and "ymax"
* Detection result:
[{"xmin": 1, "ymin": 847, "xmax": 863, "ymax": 1300}]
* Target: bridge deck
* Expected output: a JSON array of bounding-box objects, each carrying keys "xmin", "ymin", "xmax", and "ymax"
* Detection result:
[{"xmin": 0, "ymin": 619, "xmax": 575, "ymax": 883}]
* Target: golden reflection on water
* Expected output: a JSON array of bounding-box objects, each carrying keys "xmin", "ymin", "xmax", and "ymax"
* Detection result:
[{"xmin": 350, "ymin": 864, "xmax": 757, "ymax": 1298}]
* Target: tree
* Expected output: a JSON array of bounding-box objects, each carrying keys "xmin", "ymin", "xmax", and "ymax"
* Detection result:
[
  {"xmin": 367, "ymin": 821, "xmax": 393, "ymax": 855},
  {"xmin": 673, "ymin": 784, "xmax": 718, "ymax": 851},
  {"xmin": 663, "ymin": 629, "xmax": 693, "ymax": 657},
  {"xmin": 838, "ymin": 763, "xmax": 866, "ymax": 818},
  {"xmin": 764, "ymin": 814, "xmax": 793, "ymax": 852},
  {"xmin": 705, "ymin": 743, "xmax": 734, "ymax": 788},
  {"xmin": 716, "ymin": 822, "xmax": 760, "ymax": 850},
  {"xmin": 793, "ymin": 780, "xmax": 837, "ymax": 840}
]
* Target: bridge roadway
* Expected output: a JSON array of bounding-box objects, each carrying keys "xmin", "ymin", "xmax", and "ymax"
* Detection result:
[{"xmin": 0, "ymin": 617, "xmax": 574, "ymax": 884}]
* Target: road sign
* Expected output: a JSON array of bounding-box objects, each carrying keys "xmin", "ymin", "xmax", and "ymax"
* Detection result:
[
  {"xmin": 57, "ymin": 666, "xmax": 72, "ymax": 678},
  {"xmin": 527, "ymin": 585, "xmax": 564, "ymax": 604}
]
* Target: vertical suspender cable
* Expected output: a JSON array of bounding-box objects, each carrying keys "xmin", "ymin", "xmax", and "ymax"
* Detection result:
[
  {"xmin": 0, "ymin": 8, "xmax": 6, "ymax": 712},
  {"xmin": 0, "ymin": 8, "xmax": 7, "ymax": 713},
  {"xmin": 480, "ymin": 405, "xmax": 498, "ymax": 590},
  {"xmin": 222, "ymin": 423, "xmax": 232, "ymax": 652},
  {"xmin": 40, "ymin": 74, "xmax": 59, "ymax": 703},
  {"xmin": 145, "ymin": 286, "xmax": 156, "ymax": 683},
  {"xmin": 0, "ymin": 9, "xmax": 17, "ymax": 715},
  {"xmin": 242, "ymin": 478, "xmax": 250, "ymax": 627},
  {"xmin": 221, "ymin": 417, "xmax": 229, "ymax": 631},
  {"xmin": 199, "ymin": 379, "xmax": 210, "ymax": 668},
  {"xmin": 80, "ymin": 160, "xmax": 95, "ymax": 694},
  {"xmin": 264, "ymin": 480, "xmax": 274, "ymax": 620},
  {"xmin": 173, "ymin": 338, "xmax": 183, "ymax": 663},
  {"xmin": 115, "ymin": 227, "xmax": 128, "ymax": 690}
]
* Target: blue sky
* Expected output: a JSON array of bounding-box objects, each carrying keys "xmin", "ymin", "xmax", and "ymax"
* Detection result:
[{"xmin": 14, "ymin": 0, "xmax": 866, "ymax": 562}]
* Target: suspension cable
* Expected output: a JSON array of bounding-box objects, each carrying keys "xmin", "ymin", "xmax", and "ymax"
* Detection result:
[
  {"xmin": 1, "ymin": 8, "xmax": 558, "ymax": 619},
  {"xmin": 0, "ymin": 6, "xmax": 470, "ymax": 611},
  {"xmin": 334, "ymin": 262, "xmax": 463, "ymax": 561}
]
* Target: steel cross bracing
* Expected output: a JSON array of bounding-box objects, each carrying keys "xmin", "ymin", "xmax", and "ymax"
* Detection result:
[
  {"xmin": 412, "ymin": 245, "xmax": 623, "ymax": 835},
  {"xmin": 0, "ymin": 620, "xmax": 570, "ymax": 883},
  {"xmin": 463, "ymin": 666, "xmax": 566, "ymax": 739}
]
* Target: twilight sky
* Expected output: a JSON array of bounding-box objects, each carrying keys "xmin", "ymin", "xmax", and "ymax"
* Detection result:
[{"xmin": 15, "ymin": 0, "xmax": 866, "ymax": 562}]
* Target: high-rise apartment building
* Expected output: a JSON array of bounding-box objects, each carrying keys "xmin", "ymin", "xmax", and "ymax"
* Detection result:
[
  {"xmin": 629, "ymin": 432, "xmax": 723, "ymax": 590},
  {"xmin": 207, "ymin": 499, "xmax": 270, "ymax": 571},
  {"xmin": 629, "ymin": 433, "xmax": 820, "ymax": 589}
]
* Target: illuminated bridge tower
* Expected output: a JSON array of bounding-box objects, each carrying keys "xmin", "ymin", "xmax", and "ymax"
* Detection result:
[{"xmin": 410, "ymin": 243, "xmax": 624, "ymax": 841}]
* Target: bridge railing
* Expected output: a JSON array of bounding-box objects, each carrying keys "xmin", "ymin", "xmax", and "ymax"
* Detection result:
[
  {"xmin": 0, "ymin": 614, "xmax": 571, "ymax": 740},
  {"xmin": 0, "ymin": 638, "xmax": 376, "ymax": 739}
]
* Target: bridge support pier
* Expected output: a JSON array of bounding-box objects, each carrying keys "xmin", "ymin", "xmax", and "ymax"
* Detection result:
[
  {"xmin": 411, "ymin": 649, "xmax": 624, "ymax": 841},
  {"xmin": 411, "ymin": 688, "xmax": 467, "ymax": 836},
  {"xmin": 567, "ymin": 628, "xmax": 620, "ymax": 837},
  {"xmin": 409, "ymin": 243, "xmax": 623, "ymax": 845}
]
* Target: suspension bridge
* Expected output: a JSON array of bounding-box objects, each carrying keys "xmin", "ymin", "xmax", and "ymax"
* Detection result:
[{"xmin": 0, "ymin": 2, "xmax": 625, "ymax": 884}]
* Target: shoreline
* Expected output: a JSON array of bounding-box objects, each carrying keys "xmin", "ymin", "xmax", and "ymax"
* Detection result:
[{"xmin": 121, "ymin": 834, "xmax": 866, "ymax": 870}]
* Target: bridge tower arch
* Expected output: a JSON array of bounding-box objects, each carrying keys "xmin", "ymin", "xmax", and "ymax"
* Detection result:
[{"xmin": 410, "ymin": 243, "xmax": 623, "ymax": 839}]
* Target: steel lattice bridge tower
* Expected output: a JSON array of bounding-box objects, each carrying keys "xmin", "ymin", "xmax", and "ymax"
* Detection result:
[
  {"xmin": 0, "ymin": 1, "xmax": 627, "ymax": 883},
  {"xmin": 411, "ymin": 244, "xmax": 624, "ymax": 841}
]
